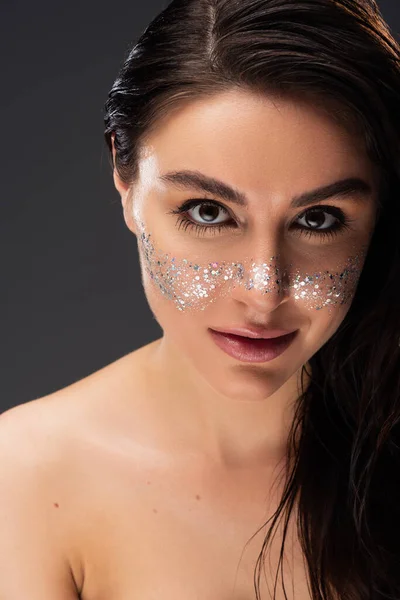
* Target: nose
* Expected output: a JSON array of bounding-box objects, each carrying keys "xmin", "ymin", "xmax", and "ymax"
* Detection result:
[{"xmin": 229, "ymin": 254, "xmax": 291, "ymax": 314}]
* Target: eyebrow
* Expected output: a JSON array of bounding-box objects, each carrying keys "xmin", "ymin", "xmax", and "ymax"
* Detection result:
[{"xmin": 158, "ymin": 169, "xmax": 372, "ymax": 209}]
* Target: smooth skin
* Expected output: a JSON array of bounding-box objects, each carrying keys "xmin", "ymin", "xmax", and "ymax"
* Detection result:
[{"xmin": 0, "ymin": 90, "xmax": 380, "ymax": 599}]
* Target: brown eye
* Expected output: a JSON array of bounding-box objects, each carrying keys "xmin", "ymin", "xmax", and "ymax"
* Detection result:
[
  {"xmin": 187, "ymin": 201, "xmax": 230, "ymax": 225},
  {"xmin": 293, "ymin": 206, "xmax": 352, "ymax": 241},
  {"xmin": 297, "ymin": 208, "xmax": 338, "ymax": 230}
]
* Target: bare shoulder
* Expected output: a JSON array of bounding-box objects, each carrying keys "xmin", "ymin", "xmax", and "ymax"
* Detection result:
[
  {"xmin": 0, "ymin": 342, "xmax": 159, "ymax": 599},
  {"xmin": 0, "ymin": 346, "xmax": 142, "ymax": 574},
  {"xmin": 0, "ymin": 395, "xmax": 85, "ymax": 597},
  {"xmin": 1, "ymin": 338, "xmax": 158, "ymax": 465},
  {"xmin": 1, "ymin": 340, "xmax": 156, "ymax": 440}
]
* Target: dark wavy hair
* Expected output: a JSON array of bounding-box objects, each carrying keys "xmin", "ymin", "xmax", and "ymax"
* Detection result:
[{"xmin": 103, "ymin": 1, "xmax": 400, "ymax": 598}]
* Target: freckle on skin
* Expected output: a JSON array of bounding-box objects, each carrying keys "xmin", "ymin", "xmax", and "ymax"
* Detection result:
[
  {"xmin": 195, "ymin": 494, "xmax": 201, "ymax": 500},
  {"xmin": 147, "ymin": 481, "xmax": 151, "ymax": 485},
  {"xmin": 153, "ymin": 508, "xmax": 158, "ymax": 513},
  {"xmin": 53, "ymin": 503, "xmax": 59, "ymax": 508}
]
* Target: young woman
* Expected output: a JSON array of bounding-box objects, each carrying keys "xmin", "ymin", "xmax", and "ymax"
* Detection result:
[{"xmin": 1, "ymin": 0, "xmax": 400, "ymax": 599}]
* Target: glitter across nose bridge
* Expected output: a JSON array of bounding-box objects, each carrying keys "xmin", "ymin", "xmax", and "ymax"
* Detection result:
[{"xmin": 138, "ymin": 228, "xmax": 364, "ymax": 313}]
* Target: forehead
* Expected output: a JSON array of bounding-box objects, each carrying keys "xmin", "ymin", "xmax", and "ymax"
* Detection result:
[{"xmin": 138, "ymin": 89, "xmax": 379, "ymax": 201}]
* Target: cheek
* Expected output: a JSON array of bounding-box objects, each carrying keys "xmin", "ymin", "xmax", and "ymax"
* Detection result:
[
  {"xmin": 137, "ymin": 223, "xmax": 368, "ymax": 316},
  {"xmin": 309, "ymin": 302, "xmax": 352, "ymax": 352}
]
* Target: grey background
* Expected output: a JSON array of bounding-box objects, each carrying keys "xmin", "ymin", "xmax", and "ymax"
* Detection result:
[{"xmin": 1, "ymin": 1, "xmax": 399, "ymax": 412}]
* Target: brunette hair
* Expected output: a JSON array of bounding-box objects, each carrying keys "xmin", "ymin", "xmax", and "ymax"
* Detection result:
[{"xmin": 103, "ymin": 1, "xmax": 400, "ymax": 598}]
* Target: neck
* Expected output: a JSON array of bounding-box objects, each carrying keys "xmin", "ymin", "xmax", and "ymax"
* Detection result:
[{"xmin": 144, "ymin": 335, "xmax": 309, "ymax": 469}]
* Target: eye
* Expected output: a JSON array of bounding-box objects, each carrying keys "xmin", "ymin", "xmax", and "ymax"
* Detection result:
[
  {"xmin": 183, "ymin": 201, "xmax": 230, "ymax": 227},
  {"xmin": 168, "ymin": 199, "xmax": 355, "ymax": 240},
  {"xmin": 294, "ymin": 207, "xmax": 351, "ymax": 241}
]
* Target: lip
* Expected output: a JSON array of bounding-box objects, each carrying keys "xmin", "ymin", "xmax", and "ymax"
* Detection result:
[
  {"xmin": 208, "ymin": 328, "xmax": 298, "ymax": 363},
  {"xmin": 210, "ymin": 326, "xmax": 298, "ymax": 340}
]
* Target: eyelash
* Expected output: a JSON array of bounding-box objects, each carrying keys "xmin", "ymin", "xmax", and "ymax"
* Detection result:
[{"xmin": 168, "ymin": 199, "xmax": 355, "ymax": 241}]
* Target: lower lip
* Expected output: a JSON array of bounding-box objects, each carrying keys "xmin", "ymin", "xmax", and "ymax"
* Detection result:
[{"xmin": 208, "ymin": 329, "xmax": 298, "ymax": 363}]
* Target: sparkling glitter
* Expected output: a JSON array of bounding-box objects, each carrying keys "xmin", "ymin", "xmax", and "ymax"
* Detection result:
[{"xmin": 137, "ymin": 223, "xmax": 366, "ymax": 313}]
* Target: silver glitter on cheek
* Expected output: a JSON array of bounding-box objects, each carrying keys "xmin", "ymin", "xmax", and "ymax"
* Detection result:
[{"xmin": 136, "ymin": 221, "xmax": 366, "ymax": 313}]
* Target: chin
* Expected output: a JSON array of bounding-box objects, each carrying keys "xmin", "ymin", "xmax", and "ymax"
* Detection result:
[{"xmin": 198, "ymin": 362, "xmax": 295, "ymax": 403}]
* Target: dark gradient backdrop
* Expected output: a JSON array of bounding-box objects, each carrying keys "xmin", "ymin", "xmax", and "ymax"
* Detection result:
[{"xmin": 1, "ymin": 1, "xmax": 399, "ymax": 412}]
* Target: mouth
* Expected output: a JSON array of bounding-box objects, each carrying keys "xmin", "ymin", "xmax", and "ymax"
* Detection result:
[{"xmin": 208, "ymin": 328, "xmax": 299, "ymax": 363}]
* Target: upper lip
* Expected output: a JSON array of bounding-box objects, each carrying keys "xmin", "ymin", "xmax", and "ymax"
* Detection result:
[{"xmin": 210, "ymin": 325, "xmax": 298, "ymax": 340}]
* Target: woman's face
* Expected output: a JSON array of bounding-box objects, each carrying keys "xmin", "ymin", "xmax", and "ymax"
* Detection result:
[{"xmin": 113, "ymin": 90, "xmax": 379, "ymax": 401}]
